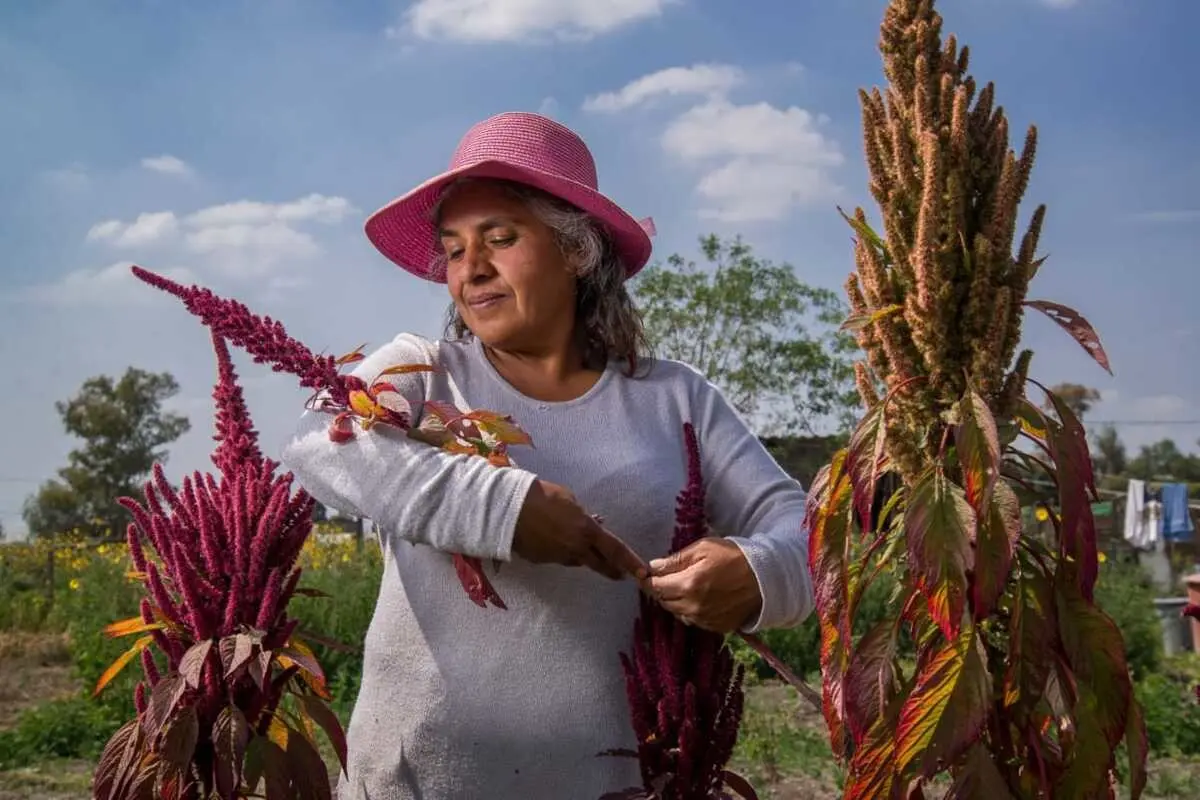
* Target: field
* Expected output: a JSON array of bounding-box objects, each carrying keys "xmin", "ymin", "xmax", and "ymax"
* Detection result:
[{"xmin": 3, "ymin": 534, "xmax": 1200, "ymax": 798}]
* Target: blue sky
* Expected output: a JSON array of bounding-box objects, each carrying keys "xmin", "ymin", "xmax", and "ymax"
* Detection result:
[{"xmin": 1, "ymin": 0, "xmax": 1197, "ymax": 537}]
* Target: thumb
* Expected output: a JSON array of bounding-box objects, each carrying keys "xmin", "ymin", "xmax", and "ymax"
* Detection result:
[{"xmin": 649, "ymin": 547, "xmax": 694, "ymax": 576}]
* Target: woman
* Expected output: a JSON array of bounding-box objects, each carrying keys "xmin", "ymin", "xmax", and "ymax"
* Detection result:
[{"xmin": 280, "ymin": 111, "xmax": 813, "ymax": 799}]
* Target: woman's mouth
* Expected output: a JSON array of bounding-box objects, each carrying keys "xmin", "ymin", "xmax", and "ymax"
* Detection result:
[{"xmin": 468, "ymin": 293, "xmax": 507, "ymax": 309}]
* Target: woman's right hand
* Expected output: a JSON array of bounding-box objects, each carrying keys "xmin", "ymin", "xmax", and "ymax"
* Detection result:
[{"xmin": 513, "ymin": 480, "xmax": 649, "ymax": 582}]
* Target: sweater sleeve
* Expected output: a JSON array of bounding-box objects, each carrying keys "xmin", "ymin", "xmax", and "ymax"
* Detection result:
[
  {"xmin": 688, "ymin": 372, "xmax": 814, "ymax": 634},
  {"xmin": 278, "ymin": 333, "xmax": 537, "ymax": 562}
]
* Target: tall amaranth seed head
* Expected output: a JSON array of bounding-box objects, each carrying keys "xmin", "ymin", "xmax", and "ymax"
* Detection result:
[{"xmin": 803, "ymin": 1, "xmax": 1146, "ymax": 797}]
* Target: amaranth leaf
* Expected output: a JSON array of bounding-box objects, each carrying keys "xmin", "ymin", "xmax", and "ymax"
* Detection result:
[
  {"xmin": 1024, "ymin": 299, "xmax": 1112, "ymax": 375},
  {"xmin": 954, "ymin": 390, "xmax": 1000, "ymax": 517},
  {"xmin": 904, "ymin": 470, "xmax": 975, "ymax": 641},
  {"xmin": 894, "ymin": 624, "xmax": 990, "ymax": 782},
  {"xmin": 971, "ymin": 480, "xmax": 1021, "ymax": 621}
]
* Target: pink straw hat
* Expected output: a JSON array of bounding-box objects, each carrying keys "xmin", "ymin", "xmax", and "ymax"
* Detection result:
[{"xmin": 364, "ymin": 111, "xmax": 655, "ymax": 283}]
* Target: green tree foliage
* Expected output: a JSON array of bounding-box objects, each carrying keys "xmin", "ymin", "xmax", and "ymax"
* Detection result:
[
  {"xmin": 23, "ymin": 368, "xmax": 190, "ymax": 540},
  {"xmin": 632, "ymin": 234, "xmax": 857, "ymax": 435},
  {"xmin": 1045, "ymin": 382, "xmax": 1100, "ymax": 419},
  {"xmin": 1092, "ymin": 424, "xmax": 1128, "ymax": 477}
]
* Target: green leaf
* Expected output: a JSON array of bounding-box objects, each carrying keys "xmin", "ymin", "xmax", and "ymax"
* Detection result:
[
  {"xmin": 905, "ymin": 470, "xmax": 975, "ymax": 640},
  {"xmin": 841, "ymin": 304, "xmax": 902, "ymax": 333},
  {"xmin": 954, "ymin": 390, "xmax": 1000, "ymax": 517},
  {"xmin": 971, "ymin": 481, "xmax": 1021, "ymax": 621},
  {"xmin": 212, "ymin": 705, "xmax": 251, "ymax": 799},
  {"xmin": 894, "ymin": 625, "xmax": 991, "ymax": 782},
  {"xmin": 843, "ymin": 617, "xmax": 901, "ymax": 746}
]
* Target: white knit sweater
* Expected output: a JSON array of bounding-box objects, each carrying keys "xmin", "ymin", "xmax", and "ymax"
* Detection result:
[{"xmin": 279, "ymin": 333, "xmax": 813, "ymax": 800}]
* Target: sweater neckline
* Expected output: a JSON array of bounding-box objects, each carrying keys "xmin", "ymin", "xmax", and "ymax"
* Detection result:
[{"xmin": 469, "ymin": 337, "xmax": 617, "ymax": 410}]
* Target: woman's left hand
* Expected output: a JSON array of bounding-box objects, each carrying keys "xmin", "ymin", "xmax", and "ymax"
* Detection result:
[{"xmin": 645, "ymin": 538, "xmax": 762, "ymax": 634}]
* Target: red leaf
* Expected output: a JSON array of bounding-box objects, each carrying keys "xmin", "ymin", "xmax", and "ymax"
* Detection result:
[
  {"xmin": 843, "ymin": 617, "xmax": 900, "ymax": 746},
  {"xmin": 282, "ymin": 721, "xmax": 333, "ymax": 800},
  {"xmin": 179, "ymin": 639, "xmax": 212, "ymax": 690},
  {"xmin": 904, "ymin": 470, "xmax": 974, "ymax": 641},
  {"xmin": 844, "ymin": 715, "xmax": 898, "ymax": 800},
  {"xmin": 894, "ymin": 625, "xmax": 990, "ymax": 781},
  {"xmin": 844, "ymin": 404, "xmax": 888, "ymax": 533},
  {"xmin": 1003, "ymin": 564, "xmax": 1055, "ymax": 714},
  {"xmin": 954, "ymin": 390, "xmax": 1000, "ymax": 517},
  {"xmin": 1125, "ymin": 695, "xmax": 1149, "ymax": 800},
  {"xmin": 159, "ymin": 705, "xmax": 199, "ymax": 769},
  {"xmin": 221, "ymin": 633, "xmax": 255, "ymax": 678},
  {"xmin": 807, "ymin": 453, "xmax": 855, "ymax": 754},
  {"xmin": 278, "ymin": 642, "xmax": 327, "ymax": 689},
  {"xmin": 721, "ymin": 769, "xmax": 760, "ymax": 800},
  {"xmin": 1056, "ymin": 587, "xmax": 1132, "ymax": 750},
  {"xmin": 971, "ymin": 481, "xmax": 1021, "ymax": 621},
  {"xmin": 212, "ymin": 706, "xmax": 251, "ymax": 800},
  {"xmin": 949, "ymin": 743, "xmax": 1016, "ymax": 799},
  {"xmin": 1024, "ymin": 299, "xmax": 1112, "ymax": 375},
  {"xmin": 142, "ymin": 673, "xmax": 187, "ymax": 740},
  {"xmin": 1041, "ymin": 384, "xmax": 1100, "ymax": 600},
  {"xmin": 297, "ymin": 695, "xmax": 348, "ymax": 776},
  {"xmin": 452, "ymin": 553, "xmax": 507, "ymax": 609},
  {"xmin": 93, "ymin": 719, "xmax": 147, "ymax": 800}
]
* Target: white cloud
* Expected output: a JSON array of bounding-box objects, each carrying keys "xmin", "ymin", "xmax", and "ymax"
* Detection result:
[
  {"xmin": 588, "ymin": 64, "xmax": 844, "ymax": 222},
  {"xmin": 141, "ymin": 154, "xmax": 194, "ymax": 178},
  {"xmin": 86, "ymin": 211, "xmax": 180, "ymax": 248},
  {"xmin": 9, "ymin": 262, "xmax": 198, "ymax": 307},
  {"xmin": 82, "ymin": 194, "xmax": 357, "ymax": 280},
  {"xmin": 583, "ymin": 64, "xmax": 744, "ymax": 113},
  {"xmin": 399, "ymin": 0, "xmax": 674, "ymax": 43},
  {"xmin": 184, "ymin": 194, "xmax": 354, "ymax": 228}
]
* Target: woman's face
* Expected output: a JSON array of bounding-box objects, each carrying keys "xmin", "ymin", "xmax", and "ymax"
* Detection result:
[{"xmin": 438, "ymin": 181, "xmax": 577, "ymax": 353}]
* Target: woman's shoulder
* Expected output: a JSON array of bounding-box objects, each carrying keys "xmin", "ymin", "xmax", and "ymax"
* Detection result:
[{"xmin": 627, "ymin": 355, "xmax": 716, "ymax": 391}]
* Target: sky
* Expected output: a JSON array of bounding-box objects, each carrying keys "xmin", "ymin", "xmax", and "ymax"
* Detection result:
[{"xmin": 1, "ymin": 0, "xmax": 1197, "ymax": 538}]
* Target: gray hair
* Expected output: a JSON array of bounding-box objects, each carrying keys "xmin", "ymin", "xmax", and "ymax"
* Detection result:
[{"xmin": 429, "ymin": 177, "xmax": 651, "ymax": 375}]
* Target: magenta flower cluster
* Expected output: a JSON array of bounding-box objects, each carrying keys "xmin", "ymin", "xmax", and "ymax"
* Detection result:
[{"xmin": 610, "ymin": 423, "xmax": 748, "ymax": 800}]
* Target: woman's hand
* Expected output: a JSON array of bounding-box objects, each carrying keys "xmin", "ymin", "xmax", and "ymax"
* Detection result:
[
  {"xmin": 513, "ymin": 480, "xmax": 649, "ymax": 582},
  {"xmin": 647, "ymin": 538, "xmax": 762, "ymax": 633}
]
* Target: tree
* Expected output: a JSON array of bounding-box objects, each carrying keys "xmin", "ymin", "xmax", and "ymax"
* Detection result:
[
  {"xmin": 1044, "ymin": 381, "xmax": 1100, "ymax": 419},
  {"xmin": 632, "ymin": 234, "xmax": 857, "ymax": 435},
  {"xmin": 1092, "ymin": 424, "xmax": 1128, "ymax": 476},
  {"xmin": 1128, "ymin": 438, "xmax": 1200, "ymax": 482},
  {"xmin": 23, "ymin": 368, "xmax": 190, "ymax": 539}
]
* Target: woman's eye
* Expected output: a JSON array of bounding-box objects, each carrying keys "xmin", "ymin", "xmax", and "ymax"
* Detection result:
[
  {"xmin": 445, "ymin": 247, "xmax": 463, "ymax": 261},
  {"xmin": 488, "ymin": 235, "xmax": 515, "ymax": 248}
]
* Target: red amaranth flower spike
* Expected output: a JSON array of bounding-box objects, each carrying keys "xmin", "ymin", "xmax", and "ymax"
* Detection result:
[
  {"xmin": 94, "ymin": 330, "xmax": 344, "ymax": 800},
  {"xmin": 129, "ymin": 265, "xmax": 531, "ymax": 611},
  {"xmin": 603, "ymin": 422, "xmax": 754, "ymax": 800}
]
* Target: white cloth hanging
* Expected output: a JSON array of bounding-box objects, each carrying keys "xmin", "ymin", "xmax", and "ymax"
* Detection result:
[{"xmin": 1124, "ymin": 479, "xmax": 1154, "ymax": 549}]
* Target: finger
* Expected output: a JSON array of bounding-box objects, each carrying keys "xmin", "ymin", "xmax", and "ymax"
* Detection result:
[
  {"xmin": 648, "ymin": 571, "xmax": 690, "ymax": 602},
  {"xmin": 584, "ymin": 545, "xmax": 624, "ymax": 580},
  {"xmin": 591, "ymin": 527, "xmax": 650, "ymax": 581}
]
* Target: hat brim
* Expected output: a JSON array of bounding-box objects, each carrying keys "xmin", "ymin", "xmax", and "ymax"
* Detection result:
[{"xmin": 364, "ymin": 160, "xmax": 653, "ymax": 284}]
